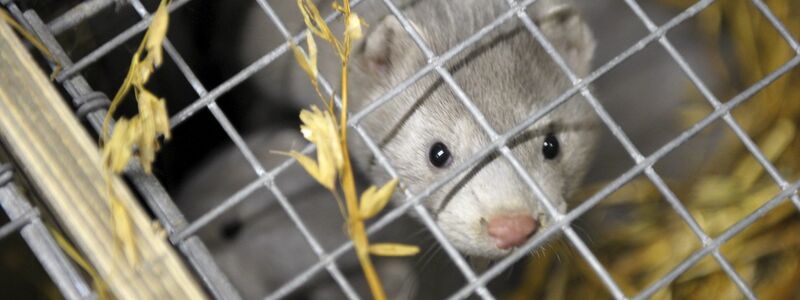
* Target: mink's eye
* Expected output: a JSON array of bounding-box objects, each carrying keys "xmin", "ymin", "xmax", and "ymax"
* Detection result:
[
  {"xmin": 542, "ymin": 133, "xmax": 559, "ymax": 160},
  {"xmin": 429, "ymin": 142, "xmax": 452, "ymax": 168}
]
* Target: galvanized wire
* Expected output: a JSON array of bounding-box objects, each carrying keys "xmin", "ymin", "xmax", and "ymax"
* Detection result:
[
  {"xmin": 3, "ymin": 3, "xmax": 241, "ymax": 298},
  {"xmin": 0, "ymin": 164, "xmax": 96, "ymax": 300},
  {"xmin": 127, "ymin": 0, "xmax": 361, "ymax": 297},
  {"xmin": 4, "ymin": 0, "xmax": 799, "ymax": 299}
]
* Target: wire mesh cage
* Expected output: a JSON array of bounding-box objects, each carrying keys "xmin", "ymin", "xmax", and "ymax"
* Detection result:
[{"xmin": 0, "ymin": 0, "xmax": 798, "ymax": 299}]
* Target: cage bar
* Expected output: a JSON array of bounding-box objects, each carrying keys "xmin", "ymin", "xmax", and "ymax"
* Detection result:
[
  {"xmin": 2, "ymin": 0, "xmax": 798, "ymax": 299},
  {"xmin": 0, "ymin": 14, "xmax": 205, "ymax": 300},
  {"xmin": 0, "ymin": 164, "xmax": 96, "ymax": 300}
]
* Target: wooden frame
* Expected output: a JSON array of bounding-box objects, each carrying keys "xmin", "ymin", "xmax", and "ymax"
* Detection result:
[{"xmin": 0, "ymin": 20, "xmax": 205, "ymax": 300}]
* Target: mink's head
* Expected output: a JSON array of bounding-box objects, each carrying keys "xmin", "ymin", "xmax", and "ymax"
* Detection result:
[{"xmin": 348, "ymin": 0, "xmax": 599, "ymax": 258}]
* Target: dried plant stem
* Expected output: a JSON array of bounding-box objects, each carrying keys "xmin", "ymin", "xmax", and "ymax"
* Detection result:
[
  {"xmin": 337, "ymin": 24, "xmax": 388, "ymax": 300},
  {"xmin": 288, "ymin": 1, "xmax": 415, "ymax": 298}
]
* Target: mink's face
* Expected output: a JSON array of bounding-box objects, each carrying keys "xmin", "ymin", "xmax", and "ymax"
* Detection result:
[
  {"xmin": 348, "ymin": 2, "xmax": 598, "ymax": 258},
  {"xmin": 372, "ymin": 71, "xmax": 597, "ymax": 258}
]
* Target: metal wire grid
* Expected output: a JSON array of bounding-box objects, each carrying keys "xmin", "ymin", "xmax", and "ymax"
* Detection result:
[
  {"xmin": 0, "ymin": 164, "xmax": 96, "ymax": 300},
  {"xmin": 1, "ymin": 1, "xmax": 241, "ymax": 298},
  {"xmin": 1, "ymin": 0, "xmax": 799, "ymax": 299}
]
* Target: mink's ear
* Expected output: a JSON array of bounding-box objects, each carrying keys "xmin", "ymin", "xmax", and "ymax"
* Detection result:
[
  {"xmin": 353, "ymin": 15, "xmax": 405, "ymax": 75},
  {"xmin": 531, "ymin": 2, "xmax": 596, "ymax": 76}
]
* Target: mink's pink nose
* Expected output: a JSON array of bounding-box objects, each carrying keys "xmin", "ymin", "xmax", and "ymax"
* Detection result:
[{"xmin": 487, "ymin": 215, "xmax": 538, "ymax": 249}]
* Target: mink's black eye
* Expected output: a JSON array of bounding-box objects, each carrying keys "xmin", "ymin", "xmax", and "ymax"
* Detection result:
[
  {"xmin": 429, "ymin": 142, "xmax": 452, "ymax": 168},
  {"xmin": 542, "ymin": 133, "xmax": 559, "ymax": 160}
]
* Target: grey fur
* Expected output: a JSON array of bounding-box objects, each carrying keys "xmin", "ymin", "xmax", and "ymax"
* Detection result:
[
  {"xmin": 239, "ymin": 0, "xmax": 598, "ymax": 258},
  {"xmin": 176, "ymin": 128, "xmax": 419, "ymax": 299}
]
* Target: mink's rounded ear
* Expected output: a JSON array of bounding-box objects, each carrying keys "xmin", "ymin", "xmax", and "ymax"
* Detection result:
[
  {"xmin": 531, "ymin": 1, "xmax": 596, "ymax": 76},
  {"xmin": 353, "ymin": 15, "xmax": 405, "ymax": 75}
]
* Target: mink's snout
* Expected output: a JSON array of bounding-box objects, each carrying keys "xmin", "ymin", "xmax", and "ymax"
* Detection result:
[{"xmin": 486, "ymin": 214, "xmax": 539, "ymax": 249}]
